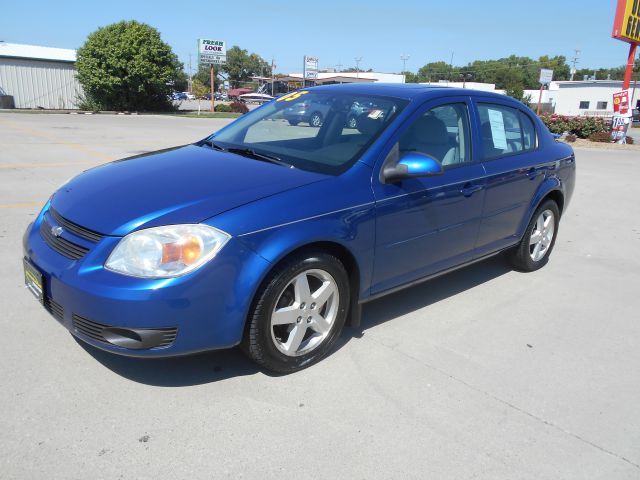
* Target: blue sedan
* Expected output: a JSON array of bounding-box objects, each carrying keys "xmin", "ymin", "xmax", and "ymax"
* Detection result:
[{"xmin": 22, "ymin": 84, "xmax": 576, "ymax": 373}]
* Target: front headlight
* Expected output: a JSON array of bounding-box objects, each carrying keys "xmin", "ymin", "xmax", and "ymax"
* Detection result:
[{"xmin": 105, "ymin": 224, "xmax": 231, "ymax": 278}]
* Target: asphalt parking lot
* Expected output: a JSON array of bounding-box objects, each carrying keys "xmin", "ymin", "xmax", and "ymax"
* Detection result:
[{"xmin": 1, "ymin": 112, "xmax": 639, "ymax": 479}]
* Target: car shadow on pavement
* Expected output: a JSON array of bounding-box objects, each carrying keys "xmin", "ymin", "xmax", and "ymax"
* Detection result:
[
  {"xmin": 79, "ymin": 255, "xmax": 511, "ymax": 386},
  {"xmin": 348, "ymin": 254, "xmax": 512, "ymax": 338},
  {"xmin": 77, "ymin": 340, "xmax": 261, "ymax": 387}
]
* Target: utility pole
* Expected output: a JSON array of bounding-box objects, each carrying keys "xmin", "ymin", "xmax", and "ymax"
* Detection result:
[
  {"xmin": 271, "ymin": 58, "xmax": 276, "ymax": 96},
  {"xmin": 570, "ymin": 49, "xmax": 580, "ymax": 81},
  {"xmin": 354, "ymin": 57, "xmax": 362, "ymax": 78},
  {"xmin": 336, "ymin": 60, "xmax": 343, "ymax": 72},
  {"xmin": 188, "ymin": 53, "xmax": 193, "ymax": 93},
  {"xmin": 400, "ymin": 53, "xmax": 410, "ymax": 73}
]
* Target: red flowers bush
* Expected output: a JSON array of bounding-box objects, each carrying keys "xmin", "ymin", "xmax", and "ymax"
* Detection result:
[{"xmin": 539, "ymin": 114, "xmax": 609, "ymax": 139}]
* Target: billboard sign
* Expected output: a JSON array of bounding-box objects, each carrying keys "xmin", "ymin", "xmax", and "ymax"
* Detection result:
[
  {"xmin": 199, "ymin": 39, "xmax": 226, "ymax": 65},
  {"xmin": 613, "ymin": 89, "xmax": 633, "ymax": 117},
  {"xmin": 612, "ymin": 0, "xmax": 640, "ymax": 44},
  {"xmin": 303, "ymin": 56, "xmax": 318, "ymax": 80},
  {"xmin": 539, "ymin": 68, "xmax": 554, "ymax": 85}
]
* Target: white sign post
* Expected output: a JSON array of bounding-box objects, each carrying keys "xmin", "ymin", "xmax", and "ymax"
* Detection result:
[
  {"xmin": 303, "ymin": 56, "xmax": 319, "ymax": 84},
  {"xmin": 198, "ymin": 39, "xmax": 226, "ymax": 65},
  {"xmin": 537, "ymin": 68, "xmax": 553, "ymax": 115},
  {"xmin": 198, "ymin": 39, "xmax": 226, "ymax": 112}
]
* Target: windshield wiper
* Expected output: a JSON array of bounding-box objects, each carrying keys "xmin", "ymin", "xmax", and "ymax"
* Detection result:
[
  {"xmin": 201, "ymin": 139, "xmax": 226, "ymax": 151},
  {"xmin": 227, "ymin": 147, "xmax": 294, "ymax": 168}
]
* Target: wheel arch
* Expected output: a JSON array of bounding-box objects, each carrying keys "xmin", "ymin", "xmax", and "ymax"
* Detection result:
[
  {"xmin": 518, "ymin": 177, "xmax": 565, "ymax": 239},
  {"xmin": 246, "ymin": 240, "xmax": 363, "ymax": 332}
]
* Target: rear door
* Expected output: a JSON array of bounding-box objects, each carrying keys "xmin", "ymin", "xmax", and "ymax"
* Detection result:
[
  {"xmin": 472, "ymin": 100, "xmax": 544, "ymax": 257},
  {"xmin": 370, "ymin": 97, "xmax": 486, "ymax": 294}
]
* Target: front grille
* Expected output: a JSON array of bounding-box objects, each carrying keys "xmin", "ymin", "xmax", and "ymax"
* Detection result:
[
  {"xmin": 44, "ymin": 296, "xmax": 64, "ymax": 322},
  {"xmin": 72, "ymin": 314, "xmax": 178, "ymax": 349},
  {"xmin": 49, "ymin": 209, "xmax": 104, "ymax": 243},
  {"xmin": 40, "ymin": 218, "xmax": 89, "ymax": 260}
]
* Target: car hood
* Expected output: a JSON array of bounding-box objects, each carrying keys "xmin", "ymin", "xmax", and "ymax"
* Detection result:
[{"xmin": 50, "ymin": 145, "xmax": 328, "ymax": 236}]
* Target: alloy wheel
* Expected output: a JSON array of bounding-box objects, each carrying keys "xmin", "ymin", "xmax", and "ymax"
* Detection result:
[
  {"xmin": 529, "ymin": 209, "xmax": 555, "ymax": 262},
  {"xmin": 270, "ymin": 269, "xmax": 339, "ymax": 357}
]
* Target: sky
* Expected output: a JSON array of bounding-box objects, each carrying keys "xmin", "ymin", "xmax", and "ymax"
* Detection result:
[{"xmin": 1, "ymin": 0, "xmax": 636, "ymax": 75}]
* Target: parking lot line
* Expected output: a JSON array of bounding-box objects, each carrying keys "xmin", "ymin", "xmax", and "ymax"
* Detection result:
[
  {"xmin": 0, "ymin": 161, "xmax": 93, "ymax": 169},
  {"xmin": 0, "ymin": 201, "xmax": 44, "ymax": 209},
  {"xmin": 0, "ymin": 117, "xmax": 114, "ymax": 161}
]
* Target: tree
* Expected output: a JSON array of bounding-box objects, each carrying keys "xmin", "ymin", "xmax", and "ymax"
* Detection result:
[
  {"xmin": 172, "ymin": 70, "xmax": 189, "ymax": 92},
  {"xmin": 76, "ymin": 20, "xmax": 183, "ymax": 111},
  {"xmin": 220, "ymin": 46, "xmax": 271, "ymax": 87},
  {"xmin": 191, "ymin": 78, "xmax": 209, "ymax": 97}
]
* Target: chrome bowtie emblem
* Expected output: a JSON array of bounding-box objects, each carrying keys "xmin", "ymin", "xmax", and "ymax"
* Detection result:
[{"xmin": 51, "ymin": 226, "xmax": 64, "ymax": 237}]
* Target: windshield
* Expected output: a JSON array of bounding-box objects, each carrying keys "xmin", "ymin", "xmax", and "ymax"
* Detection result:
[{"xmin": 208, "ymin": 91, "xmax": 408, "ymax": 175}]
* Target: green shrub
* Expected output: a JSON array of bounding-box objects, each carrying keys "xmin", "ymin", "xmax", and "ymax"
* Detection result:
[
  {"xmin": 214, "ymin": 103, "xmax": 232, "ymax": 112},
  {"xmin": 76, "ymin": 21, "xmax": 182, "ymax": 111},
  {"xmin": 539, "ymin": 114, "xmax": 609, "ymax": 139},
  {"xmin": 230, "ymin": 101, "xmax": 249, "ymax": 114}
]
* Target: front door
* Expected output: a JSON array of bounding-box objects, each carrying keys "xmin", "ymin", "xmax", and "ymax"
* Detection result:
[{"xmin": 371, "ymin": 98, "xmax": 486, "ymax": 295}]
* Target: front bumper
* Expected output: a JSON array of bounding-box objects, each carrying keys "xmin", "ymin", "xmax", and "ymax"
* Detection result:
[{"xmin": 23, "ymin": 208, "xmax": 271, "ymax": 357}]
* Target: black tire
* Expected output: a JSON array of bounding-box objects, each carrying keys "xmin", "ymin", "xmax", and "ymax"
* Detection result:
[
  {"xmin": 508, "ymin": 199, "xmax": 560, "ymax": 272},
  {"xmin": 309, "ymin": 112, "xmax": 323, "ymax": 127},
  {"xmin": 346, "ymin": 115, "xmax": 358, "ymax": 129},
  {"xmin": 287, "ymin": 120, "xmax": 299, "ymax": 126},
  {"xmin": 242, "ymin": 252, "xmax": 350, "ymax": 373}
]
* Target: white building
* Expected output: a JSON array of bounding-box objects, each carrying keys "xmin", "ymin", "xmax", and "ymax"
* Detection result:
[
  {"xmin": 524, "ymin": 80, "xmax": 639, "ymax": 117},
  {"xmin": 419, "ymin": 81, "xmax": 506, "ymax": 94},
  {"xmin": 288, "ymin": 71, "xmax": 405, "ymax": 84},
  {"xmin": 0, "ymin": 42, "xmax": 83, "ymax": 109}
]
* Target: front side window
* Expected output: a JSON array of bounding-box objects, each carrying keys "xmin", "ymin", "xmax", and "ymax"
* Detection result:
[
  {"xmin": 478, "ymin": 103, "xmax": 536, "ymax": 159},
  {"xmin": 210, "ymin": 91, "xmax": 407, "ymax": 175},
  {"xmin": 398, "ymin": 103, "xmax": 471, "ymax": 166}
]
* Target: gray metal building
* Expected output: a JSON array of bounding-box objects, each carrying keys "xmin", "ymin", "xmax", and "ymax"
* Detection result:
[{"xmin": 0, "ymin": 42, "xmax": 83, "ymax": 109}]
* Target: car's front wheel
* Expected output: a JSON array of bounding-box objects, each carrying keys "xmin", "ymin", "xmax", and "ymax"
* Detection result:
[
  {"xmin": 508, "ymin": 199, "xmax": 560, "ymax": 271},
  {"xmin": 242, "ymin": 252, "xmax": 350, "ymax": 373}
]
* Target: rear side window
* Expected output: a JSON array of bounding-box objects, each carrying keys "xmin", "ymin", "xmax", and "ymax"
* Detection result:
[
  {"xmin": 477, "ymin": 103, "xmax": 537, "ymax": 159},
  {"xmin": 520, "ymin": 112, "xmax": 537, "ymax": 150}
]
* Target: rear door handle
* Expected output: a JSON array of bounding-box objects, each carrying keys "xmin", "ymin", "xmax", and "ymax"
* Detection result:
[{"xmin": 460, "ymin": 183, "xmax": 483, "ymax": 197}]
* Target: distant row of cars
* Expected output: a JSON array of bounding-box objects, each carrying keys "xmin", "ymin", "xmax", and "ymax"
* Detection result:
[
  {"xmin": 171, "ymin": 92, "xmax": 229, "ymax": 101},
  {"xmin": 282, "ymin": 99, "xmax": 384, "ymax": 128}
]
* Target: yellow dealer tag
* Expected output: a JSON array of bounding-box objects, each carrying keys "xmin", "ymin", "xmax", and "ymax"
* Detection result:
[{"xmin": 276, "ymin": 91, "xmax": 309, "ymax": 102}]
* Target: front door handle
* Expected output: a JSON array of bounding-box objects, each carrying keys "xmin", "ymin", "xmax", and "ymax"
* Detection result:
[{"xmin": 461, "ymin": 183, "xmax": 483, "ymax": 197}]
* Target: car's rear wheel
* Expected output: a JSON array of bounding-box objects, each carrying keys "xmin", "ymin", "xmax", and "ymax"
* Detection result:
[
  {"xmin": 242, "ymin": 252, "xmax": 350, "ymax": 373},
  {"xmin": 309, "ymin": 112, "xmax": 323, "ymax": 127},
  {"xmin": 508, "ymin": 199, "xmax": 560, "ymax": 272}
]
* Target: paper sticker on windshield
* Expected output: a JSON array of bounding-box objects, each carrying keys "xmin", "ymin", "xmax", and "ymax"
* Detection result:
[
  {"xmin": 368, "ymin": 109, "xmax": 383, "ymax": 119},
  {"xmin": 487, "ymin": 109, "xmax": 508, "ymax": 150},
  {"xmin": 276, "ymin": 91, "xmax": 309, "ymax": 102}
]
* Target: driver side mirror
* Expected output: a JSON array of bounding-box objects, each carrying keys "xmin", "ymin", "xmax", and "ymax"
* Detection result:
[{"xmin": 382, "ymin": 152, "xmax": 444, "ymax": 183}]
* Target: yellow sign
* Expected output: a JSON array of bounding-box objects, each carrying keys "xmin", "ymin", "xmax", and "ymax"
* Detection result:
[
  {"xmin": 613, "ymin": 0, "xmax": 640, "ymax": 44},
  {"xmin": 276, "ymin": 91, "xmax": 309, "ymax": 102}
]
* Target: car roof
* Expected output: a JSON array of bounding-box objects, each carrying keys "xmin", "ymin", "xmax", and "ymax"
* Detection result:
[{"xmin": 309, "ymin": 82, "xmax": 509, "ymax": 102}]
